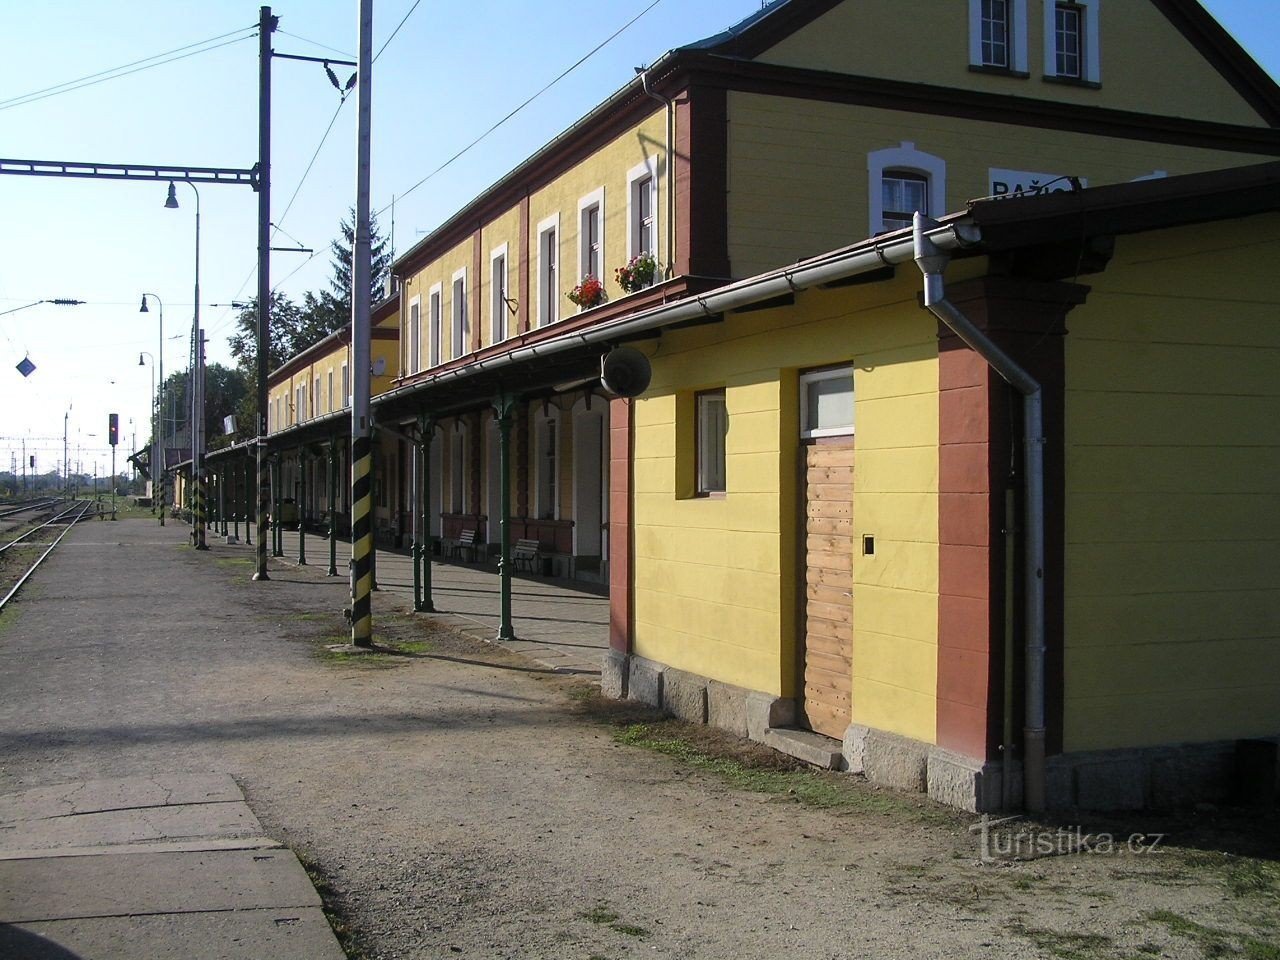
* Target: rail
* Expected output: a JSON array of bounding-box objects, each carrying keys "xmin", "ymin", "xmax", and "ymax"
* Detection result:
[{"xmin": 0, "ymin": 499, "xmax": 94, "ymax": 612}]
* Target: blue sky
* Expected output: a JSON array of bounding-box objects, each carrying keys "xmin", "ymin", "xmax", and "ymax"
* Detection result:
[{"xmin": 1, "ymin": 0, "xmax": 1277, "ymax": 475}]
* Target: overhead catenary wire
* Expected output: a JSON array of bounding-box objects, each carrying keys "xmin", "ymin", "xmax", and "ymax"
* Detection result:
[
  {"xmin": 376, "ymin": 0, "xmax": 665, "ymax": 217},
  {"xmin": 374, "ymin": 0, "xmax": 426, "ymax": 62},
  {"xmin": 0, "ymin": 30, "xmax": 256, "ymax": 113}
]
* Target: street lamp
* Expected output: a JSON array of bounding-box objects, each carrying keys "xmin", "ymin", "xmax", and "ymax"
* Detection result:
[
  {"xmin": 139, "ymin": 351, "xmax": 156, "ymax": 514},
  {"xmin": 166, "ymin": 180, "xmax": 207, "ymax": 549},
  {"xmin": 140, "ymin": 294, "xmax": 165, "ymax": 526}
]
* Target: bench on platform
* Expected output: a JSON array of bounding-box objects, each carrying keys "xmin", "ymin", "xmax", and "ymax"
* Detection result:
[
  {"xmin": 450, "ymin": 529, "xmax": 479, "ymax": 562},
  {"xmin": 512, "ymin": 538, "xmax": 542, "ymax": 573}
]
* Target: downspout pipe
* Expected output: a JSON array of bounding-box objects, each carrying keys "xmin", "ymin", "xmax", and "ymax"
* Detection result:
[
  {"xmin": 638, "ymin": 68, "xmax": 676, "ymax": 280},
  {"xmin": 913, "ymin": 212, "xmax": 1047, "ymax": 813}
]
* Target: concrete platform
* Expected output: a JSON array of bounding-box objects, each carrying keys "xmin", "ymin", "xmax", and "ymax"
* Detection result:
[
  {"xmin": 270, "ymin": 528, "xmax": 610, "ymax": 675},
  {"xmin": 0, "ymin": 774, "xmax": 344, "ymax": 960}
]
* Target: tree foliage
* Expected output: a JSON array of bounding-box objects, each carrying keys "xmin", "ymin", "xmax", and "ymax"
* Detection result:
[{"xmin": 222, "ymin": 211, "xmax": 392, "ymax": 437}]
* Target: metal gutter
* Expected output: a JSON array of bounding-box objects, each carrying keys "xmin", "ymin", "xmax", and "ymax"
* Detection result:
[
  {"xmin": 375, "ymin": 219, "xmax": 979, "ymax": 410},
  {"xmin": 913, "ymin": 212, "xmax": 1047, "ymax": 813}
]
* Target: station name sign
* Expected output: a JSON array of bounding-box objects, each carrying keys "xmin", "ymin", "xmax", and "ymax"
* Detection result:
[{"xmin": 989, "ymin": 168, "xmax": 1088, "ymax": 199}]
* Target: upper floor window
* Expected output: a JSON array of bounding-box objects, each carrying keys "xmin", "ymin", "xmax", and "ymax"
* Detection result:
[
  {"xmin": 578, "ymin": 187, "xmax": 605, "ymax": 285},
  {"xmin": 407, "ymin": 296, "xmax": 421, "ymax": 375},
  {"xmin": 983, "ymin": 0, "xmax": 1009, "ymax": 67},
  {"xmin": 627, "ymin": 158, "xmax": 659, "ymax": 284},
  {"xmin": 1043, "ymin": 0, "xmax": 1099, "ymax": 84},
  {"xmin": 881, "ymin": 171, "xmax": 928, "ymax": 233},
  {"xmin": 327, "ymin": 370, "xmax": 334, "ymax": 412},
  {"xmin": 537, "ymin": 213, "xmax": 560, "ymax": 327},
  {"xmin": 867, "ymin": 142, "xmax": 946, "ymax": 236},
  {"xmin": 428, "ymin": 284, "xmax": 442, "ymax": 367},
  {"xmin": 490, "ymin": 244, "xmax": 509, "ymax": 343},
  {"xmin": 1054, "ymin": 3, "xmax": 1081, "ymax": 77},
  {"xmin": 341, "ymin": 362, "xmax": 349, "ymax": 406},
  {"xmin": 451, "ymin": 268, "xmax": 468, "ymax": 359},
  {"xmin": 969, "ymin": 0, "xmax": 1027, "ymax": 73}
]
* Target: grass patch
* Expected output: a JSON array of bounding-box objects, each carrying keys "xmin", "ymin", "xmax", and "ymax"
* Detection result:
[
  {"xmin": 1013, "ymin": 923, "xmax": 1114, "ymax": 960},
  {"xmin": 610, "ymin": 923, "xmax": 650, "ymax": 939},
  {"xmin": 1151, "ymin": 910, "xmax": 1280, "ymax": 960},
  {"xmin": 612, "ymin": 722, "xmax": 949, "ymax": 821},
  {"xmin": 580, "ymin": 906, "xmax": 619, "ymax": 925}
]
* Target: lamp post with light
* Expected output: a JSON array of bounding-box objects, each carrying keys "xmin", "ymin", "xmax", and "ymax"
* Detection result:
[
  {"xmin": 138, "ymin": 351, "xmax": 156, "ymax": 513},
  {"xmin": 139, "ymin": 294, "xmax": 164, "ymax": 526},
  {"xmin": 165, "ymin": 180, "xmax": 208, "ymax": 549}
]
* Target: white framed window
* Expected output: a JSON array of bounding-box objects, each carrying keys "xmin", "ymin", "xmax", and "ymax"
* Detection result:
[
  {"xmin": 696, "ymin": 390, "xmax": 727, "ymax": 496},
  {"xmin": 490, "ymin": 244, "xmax": 510, "ymax": 344},
  {"xmin": 536, "ymin": 213, "xmax": 560, "ymax": 327},
  {"xmin": 626, "ymin": 158, "xmax": 659, "ymax": 269},
  {"xmin": 800, "ymin": 366, "xmax": 855, "ymax": 439},
  {"xmin": 313, "ymin": 376, "xmax": 320, "ymax": 416},
  {"xmin": 341, "ymin": 362, "xmax": 349, "ymax": 407},
  {"xmin": 867, "ymin": 142, "xmax": 946, "ymax": 235},
  {"xmin": 428, "ymin": 283, "xmax": 442, "ymax": 367},
  {"xmin": 407, "ymin": 295, "xmax": 421, "ymax": 375},
  {"xmin": 327, "ymin": 370, "xmax": 334, "ymax": 413},
  {"xmin": 1043, "ymin": 0, "xmax": 1100, "ymax": 83},
  {"xmin": 577, "ymin": 187, "xmax": 605, "ymax": 287},
  {"xmin": 451, "ymin": 268, "xmax": 468, "ymax": 359},
  {"xmin": 535, "ymin": 408, "xmax": 560, "ymax": 520},
  {"xmin": 968, "ymin": 0, "xmax": 1028, "ymax": 72}
]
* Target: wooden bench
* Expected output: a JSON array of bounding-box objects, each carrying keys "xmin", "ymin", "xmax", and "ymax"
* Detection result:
[
  {"xmin": 512, "ymin": 538, "xmax": 542, "ymax": 573},
  {"xmin": 451, "ymin": 528, "xmax": 479, "ymax": 562}
]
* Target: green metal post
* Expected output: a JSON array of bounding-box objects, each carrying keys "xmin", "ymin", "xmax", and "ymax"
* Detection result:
[
  {"xmin": 327, "ymin": 440, "xmax": 338, "ymax": 576},
  {"xmin": 416, "ymin": 413, "xmax": 436, "ymax": 612},
  {"xmin": 272, "ymin": 457, "xmax": 283, "ymax": 557},
  {"xmin": 297, "ymin": 449, "xmax": 307, "ymax": 565},
  {"xmin": 494, "ymin": 393, "xmax": 517, "ymax": 641},
  {"xmin": 243, "ymin": 456, "xmax": 252, "ymax": 546}
]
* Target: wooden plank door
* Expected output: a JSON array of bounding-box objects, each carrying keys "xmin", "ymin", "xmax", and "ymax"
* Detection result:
[{"xmin": 801, "ymin": 438, "xmax": 854, "ymax": 739}]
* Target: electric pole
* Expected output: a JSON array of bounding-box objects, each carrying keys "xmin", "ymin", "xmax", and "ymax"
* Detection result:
[
  {"xmin": 254, "ymin": 4, "xmax": 276, "ymax": 581},
  {"xmin": 349, "ymin": 0, "xmax": 374, "ymax": 646}
]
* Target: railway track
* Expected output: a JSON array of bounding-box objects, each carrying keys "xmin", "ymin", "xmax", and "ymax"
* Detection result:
[
  {"xmin": 0, "ymin": 499, "xmax": 94, "ymax": 612},
  {"xmin": 0, "ymin": 497, "xmax": 64, "ymax": 537}
]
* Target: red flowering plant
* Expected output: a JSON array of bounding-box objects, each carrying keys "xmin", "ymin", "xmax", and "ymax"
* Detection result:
[
  {"xmin": 614, "ymin": 252, "xmax": 656, "ymax": 294},
  {"xmin": 567, "ymin": 274, "xmax": 607, "ymax": 309}
]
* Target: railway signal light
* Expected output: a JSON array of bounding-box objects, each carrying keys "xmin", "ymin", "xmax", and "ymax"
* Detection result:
[{"xmin": 108, "ymin": 413, "xmax": 119, "ymax": 447}]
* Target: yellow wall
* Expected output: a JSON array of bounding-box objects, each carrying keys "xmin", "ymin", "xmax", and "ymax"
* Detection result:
[
  {"xmin": 726, "ymin": 91, "xmax": 1268, "ymax": 278},
  {"xmin": 757, "ymin": 0, "xmax": 1268, "ymax": 127},
  {"xmin": 266, "ymin": 328, "xmax": 397, "ymax": 436},
  {"xmin": 400, "ymin": 108, "xmax": 667, "ymax": 372},
  {"xmin": 1063, "ymin": 213, "xmax": 1280, "ymax": 751},
  {"xmin": 632, "ymin": 270, "xmax": 942, "ymax": 743}
]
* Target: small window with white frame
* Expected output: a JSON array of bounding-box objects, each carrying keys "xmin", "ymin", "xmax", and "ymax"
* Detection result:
[
  {"xmin": 1043, "ymin": 0, "xmax": 1100, "ymax": 84},
  {"xmin": 428, "ymin": 283, "xmax": 442, "ymax": 367},
  {"xmin": 578, "ymin": 187, "xmax": 605, "ymax": 288},
  {"xmin": 537, "ymin": 213, "xmax": 560, "ymax": 327},
  {"xmin": 969, "ymin": 0, "xmax": 1028, "ymax": 73},
  {"xmin": 626, "ymin": 158, "xmax": 659, "ymax": 280},
  {"xmin": 407, "ymin": 295, "xmax": 421, "ymax": 375},
  {"xmin": 696, "ymin": 389, "xmax": 728, "ymax": 496},
  {"xmin": 341, "ymin": 362, "xmax": 349, "ymax": 406},
  {"xmin": 867, "ymin": 142, "xmax": 946, "ymax": 236},
  {"xmin": 490, "ymin": 244, "xmax": 509, "ymax": 344},
  {"xmin": 800, "ymin": 366, "xmax": 855, "ymax": 439},
  {"xmin": 451, "ymin": 268, "xmax": 468, "ymax": 359}
]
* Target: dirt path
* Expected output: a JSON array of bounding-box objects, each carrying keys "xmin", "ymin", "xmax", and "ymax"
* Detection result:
[{"xmin": 0, "ymin": 519, "xmax": 1275, "ymax": 959}]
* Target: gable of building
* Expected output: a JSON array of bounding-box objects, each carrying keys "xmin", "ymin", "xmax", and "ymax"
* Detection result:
[{"xmin": 735, "ymin": 0, "xmax": 1278, "ymax": 129}]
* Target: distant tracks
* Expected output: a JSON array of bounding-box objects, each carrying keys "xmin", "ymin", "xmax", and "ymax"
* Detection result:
[{"xmin": 0, "ymin": 499, "xmax": 94, "ymax": 612}]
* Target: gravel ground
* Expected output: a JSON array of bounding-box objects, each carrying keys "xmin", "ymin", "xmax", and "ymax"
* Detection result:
[{"xmin": 0, "ymin": 519, "xmax": 1275, "ymax": 960}]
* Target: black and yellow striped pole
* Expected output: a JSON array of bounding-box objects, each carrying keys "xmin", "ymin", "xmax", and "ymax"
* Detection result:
[{"xmin": 347, "ymin": 0, "xmax": 375, "ymax": 648}]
